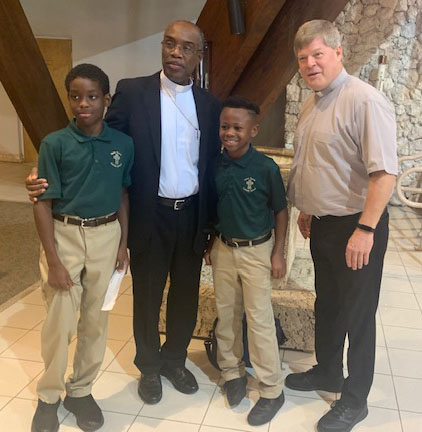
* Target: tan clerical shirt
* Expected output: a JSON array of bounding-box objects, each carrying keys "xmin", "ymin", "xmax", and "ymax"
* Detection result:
[{"xmin": 287, "ymin": 68, "xmax": 398, "ymax": 217}]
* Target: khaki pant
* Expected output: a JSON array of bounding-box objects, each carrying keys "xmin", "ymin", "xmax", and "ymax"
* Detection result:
[
  {"xmin": 37, "ymin": 217, "xmax": 121, "ymax": 403},
  {"xmin": 210, "ymin": 236, "xmax": 283, "ymax": 399}
]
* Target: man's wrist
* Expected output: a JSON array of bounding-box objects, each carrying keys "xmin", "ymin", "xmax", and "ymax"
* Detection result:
[{"xmin": 356, "ymin": 223, "xmax": 375, "ymax": 233}]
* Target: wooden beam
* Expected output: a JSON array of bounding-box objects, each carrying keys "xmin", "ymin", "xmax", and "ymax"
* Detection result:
[
  {"xmin": 231, "ymin": 0, "xmax": 350, "ymax": 115},
  {"xmin": 197, "ymin": 0, "xmax": 286, "ymax": 99},
  {"xmin": 0, "ymin": 0, "xmax": 68, "ymax": 152}
]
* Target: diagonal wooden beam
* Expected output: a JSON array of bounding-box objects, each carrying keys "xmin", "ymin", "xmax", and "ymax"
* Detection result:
[
  {"xmin": 197, "ymin": 0, "xmax": 286, "ymax": 99},
  {"xmin": 231, "ymin": 0, "xmax": 350, "ymax": 115},
  {"xmin": 0, "ymin": 0, "xmax": 68, "ymax": 152}
]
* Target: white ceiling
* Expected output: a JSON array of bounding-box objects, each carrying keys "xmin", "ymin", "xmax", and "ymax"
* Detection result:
[{"xmin": 20, "ymin": 0, "xmax": 206, "ymax": 60}]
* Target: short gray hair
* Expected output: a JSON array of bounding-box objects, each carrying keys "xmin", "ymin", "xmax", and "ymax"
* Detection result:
[{"xmin": 294, "ymin": 20, "xmax": 341, "ymax": 56}]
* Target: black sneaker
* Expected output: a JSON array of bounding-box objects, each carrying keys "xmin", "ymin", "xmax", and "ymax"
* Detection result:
[
  {"xmin": 223, "ymin": 375, "xmax": 247, "ymax": 407},
  {"xmin": 317, "ymin": 400, "xmax": 368, "ymax": 432},
  {"xmin": 31, "ymin": 399, "xmax": 60, "ymax": 432},
  {"xmin": 63, "ymin": 394, "xmax": 104, "ymax": 432},
  {"xmin": 247, "ymin": 392, "xmax": 285, "ymax": 426},
  {"xmin": 285, "ymin": 366, "xmax": 344, "ymax": 393}
]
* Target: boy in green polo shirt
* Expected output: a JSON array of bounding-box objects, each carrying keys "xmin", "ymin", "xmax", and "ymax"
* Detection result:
[
  {"xmin": 31, "ymin": 64, "xmax": 134, "ymax": 432},
  {"xmin": 205, "ymin": 96, "xmax": 288, "ymax": 427}
]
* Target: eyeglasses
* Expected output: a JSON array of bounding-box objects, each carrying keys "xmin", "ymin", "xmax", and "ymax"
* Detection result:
[{"xmin": 161, "ymin": 39, "xmax": 202, "ymax": 57}]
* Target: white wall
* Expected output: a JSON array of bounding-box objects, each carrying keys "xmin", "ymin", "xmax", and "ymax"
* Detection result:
[
  {"xmin": 79, "ymin": 31, "xmax": 165, "ymax": 94},
  {"xmin": 0, "ymin": 84, "xmax": 23, "ymax": 161}
]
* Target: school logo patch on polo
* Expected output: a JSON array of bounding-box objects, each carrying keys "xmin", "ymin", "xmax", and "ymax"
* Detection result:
[
  {"xmin": 243, "ymin": 177, "xmax": 256, "ymax": 193},
  {"xmin": 110, "ymin": 151, "xmax": 122, "ymax": 168}
]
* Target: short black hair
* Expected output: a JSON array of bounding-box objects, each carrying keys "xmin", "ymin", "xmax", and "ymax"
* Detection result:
[
  {"xmin": 222, "ymin": 96, "xmax": 260, "ymax": 115},
  {"xmin": 65, "ymin": 63, "xmax": 110, "ymax": 95}
]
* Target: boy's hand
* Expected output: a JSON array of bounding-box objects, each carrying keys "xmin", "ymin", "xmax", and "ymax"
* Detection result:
[
  {"xmin": 116, "ymin": 246, "xmax": 129, "ymax": 272},
  {"xmin": 48, "ymin": 263, "xmax": 73, "ymax": 290},
  {"xmin": 25, "ymin": 167, "xmax": 48, "ymax": 203},
  {"xmin": 271, "ymin": 251, "xmax": 286, "ymax": 279}
]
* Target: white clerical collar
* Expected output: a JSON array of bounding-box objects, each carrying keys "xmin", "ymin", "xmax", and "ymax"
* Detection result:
[
  {"xmin": 160, "ymin": 70, "xmax": 193, "ymax": 95},
  {"xmin": 315, "ymin": 67, "xmax": 348, "ymax": 98}
]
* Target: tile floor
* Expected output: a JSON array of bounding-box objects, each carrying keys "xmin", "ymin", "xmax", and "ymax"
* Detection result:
[{"xmin": 1, "ymin": 163, "xmax": 422, "ymax": 431}]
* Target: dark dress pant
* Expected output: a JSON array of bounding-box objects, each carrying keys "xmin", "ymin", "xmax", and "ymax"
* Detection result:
[
  {"xmin": 130, "ymin": 200, "xmax": 203, "ymax": 375},
  {"xmin": 310, "ymin": 210, "xmax": 389, "ymax": 407}
]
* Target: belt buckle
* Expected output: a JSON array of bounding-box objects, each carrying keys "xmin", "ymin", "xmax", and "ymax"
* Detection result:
[
  {"xmin": 173, "ymin": 199, "xmax": 185, "ymax": 210},
  {"xmin": 81, "ymin": 218, "xmax": 89, "ymax": 228},
  {"xmin": 227, "ymin": 239, "xmax": 239, "ymax": 248}
]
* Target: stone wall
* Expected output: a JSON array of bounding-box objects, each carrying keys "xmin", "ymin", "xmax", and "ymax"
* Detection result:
[{"xmin": 284, "ymin": 0, "xmax": 422, "ymax": 167}]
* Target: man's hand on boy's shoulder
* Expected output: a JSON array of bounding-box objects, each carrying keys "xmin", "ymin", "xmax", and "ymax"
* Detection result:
[
  {"xmin": 25, "ymin": 167, "xmax": 48, "ymax": 203},
  {"xmin": 271, "ymin": 251, "xmax": 286, "ymax": 279}
]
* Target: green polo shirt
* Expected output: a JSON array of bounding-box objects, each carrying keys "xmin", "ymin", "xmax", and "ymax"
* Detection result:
[
  {"xmin": 215, "ymin": 145, "xmax": 287, "ymax": 239},
  {"xmin": 38, "ymin": 120, "xmax": 134, "ymax": 218}
]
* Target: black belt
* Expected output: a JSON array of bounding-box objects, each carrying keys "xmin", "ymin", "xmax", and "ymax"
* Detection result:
[
  {"xmin": 157, "ymin": 194, "xmax": 198, "ymax": 211},
  {"xmin": 218, "ymin": 232, "xmax": 272, "ymax": 248},
  {"xmin": 53, "ymin": 213, "xmax": 118, "ymax": 227}
]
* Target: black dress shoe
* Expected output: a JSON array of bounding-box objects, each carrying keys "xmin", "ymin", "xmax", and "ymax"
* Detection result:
[
  {"xmin": 31, "ymin": 399, "xmax": 60, "ymax": 432},
  {"xmin": 317, "ymin": 400, "xmax": 368, "ymax": 432},
  {"xmin": 138, "ymin": 373, "xmax": 162, "ymax": 404},
  {"xmin": 224, "ymin": 375, "xmax": 247, "ymax": 407},
  {"xmin": 247, "ymin": 392, "xmax": 285, "ymax": 426},
  {"xmin": 161, "ymin": 365, "xmax": 199, "ymax": 394},
  {"xmin": 63, "ymin": 394, "xmax": 104, "ymax": 432},
  {"xmin": 285, "ymin": 366, "xmax": 344, "ymax": 393}
]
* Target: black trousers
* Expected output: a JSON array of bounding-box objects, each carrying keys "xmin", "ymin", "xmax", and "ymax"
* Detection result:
[
  {"xmin": 130, "ymin": 200, "xmax": 203, "ymax": 375},
  {"xmin": 310, "ymin": 210, "xmax": 389, "ymax": 407}
]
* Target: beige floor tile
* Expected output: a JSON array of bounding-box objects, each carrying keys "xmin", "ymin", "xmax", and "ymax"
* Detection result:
[
  {"xmin": 186, "ymin": 350, "xmax": 221, "ymax": 385},
  {"xmin": 107, "ymin": 314, "xmax": 133, "ymax": 341},
  {"xmin": 381, "ymin": 275, "xmax": 414, "ymax": 293},
  {"xmin": 400, "ymin": 410, "xmax": 422, "ymax": 432},
  {"xmin": 379, "ymin": 307, "xmax": 422, "ymax": 329},
  {"xmin": 269, "ymin": 395, "xmax": 331, "ymax": 432},
  {"xmin": 0, "ymin": 395, "xmax": 11, "ymax": 410},
  {"xmin": 0, "ymin": 398, "xmax": 37, "ymax": 430},
  {"xmin": 93, "ymin": 371, "xmax": 142, "ymax": 415},
  {"xmin": 393, "ymin": 376, "xmax": 422, "ymax": 413},
  {"xmin": 0, "ymin": 329, "xmax": 42, "ymax": 362},
  {"xmin": 139, "ymin": 381, "xmax": 215, "ymax": 424},
  {"xmin": 383, "ymin": 326, "xmax": 422, "ymax": 351},
  {"xmin": 18, "ymin": 288, "xmax": 44, "ymax": 306},
  {"xmin": 0, "ymin": 358, "xmax": 44, "ymax": 397},
  {"xmin": 0, "ymin": 303, "xmax": 46, "ymax": 329},
  {"xmin": 106, "ymin": 341, "xmax": 138, "ymax": 375},
  {"xmin": 367, "ymin": 373, "xmax": 397, "ymax": 410},
  {"xmin": 379, "ymin": 291, "xmax": 420, "ymax": 310},
  {"xmin": 112, "ymin": 294, "xmax": 133, "ymax": 317},
  {"xmin": 0, "ymin": 326, "xmax": 28, "ymax": 354},
  {"xmin": 203, "ymin": 386, "xmax": 268, "ymax": 432},
  {"xmin": 389, "ymin": 348, "xmax": 422, "ymax": 378},
  {"xmin": 61, "ymin": 409, "xmax": 135, "ymax": 431},
  {"xmin": 353, "ymin": 406, "xmax": 402, "ymax": 431},
  {"xmin": 17, "ymin": 365, "xmax": 73, "ymax": 401},
  {"xmin": 200, "ymin": 426, "xmax": 250, "ymax": 432},
  {"xmin": 130, "ymin": 417, "xmax": 200, "ymax": 432},
  {"xmin": 400, "ymin": 251, "xmax": 422, "ymax": 269},
  {"xmin": 383, "ymin": 264, "xmax": 408, "ymax": 278}
]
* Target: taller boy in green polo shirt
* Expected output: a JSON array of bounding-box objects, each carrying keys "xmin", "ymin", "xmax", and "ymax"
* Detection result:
[
  {"xmin": 205, "ymin": 96, "xmax": 288, "ymax": 427},
  {"xmin": 31, "ymin": 64, "xmax": 133, "ymax": 432}
]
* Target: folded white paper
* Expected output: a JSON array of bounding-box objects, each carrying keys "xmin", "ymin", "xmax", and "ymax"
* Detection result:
[{"xmin": 101, "ymin": 265, "xmax": 127, "ymax": 311}]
